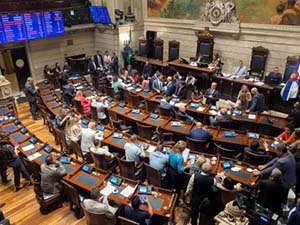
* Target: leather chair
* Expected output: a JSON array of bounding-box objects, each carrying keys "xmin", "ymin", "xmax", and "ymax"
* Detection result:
[
  {"xmin": 61, "ymin": 180, "xmax": 84, "ymax": 219},
  {"xmin": 153, "ymin": 38, "xmax": 164, "ymax": 61},
  {"xmin": 90, "ymin": 106, "xmax": 98, "ymax": 120},
  {"xmin": 144, "ymin": 99, "xmax": 158, "ymax": 113},
  {"xmin": 243, "ymin": 150, "xmax": 270, "ymax": 166},
  {"xmin": 156, "ymin": 127, "xmax": 175, "ymax": 146},
  {"xmin": 186, "ymin": 136, "xmax": 209, "ymax": 153},
  {"xmin": 283, "ymin": 55, "xmax": 298, "ymax": 82},
  {"xmin": 74, "ymin": 99, "xmax": 83, "ymax": 114},
  {"xmin": 53, "ymin": 127, "xmax": 70, "ymax": 154},
  {"xmin": 175, "ymin": 112, "xmax": 187, "ymax": 121},
  {"xmin": 118, "ymin": 216, "xmax": 139, "ymax": 225},
  {"xmin": 168, "ymin": 40, "xmax": 180, "ymax": 62},
  {"xmin": 218, "ymin": 188, "xmax": 240, "ymax": 206},
  {"xmin": 37, "ymin": 104, "xmax": 48, "ymax": 126},
  {"xmin": 136, "ymin": 122, "xmax": 157, "ymax": 142},
  {"xmin": 23, "ymin": 157, "xmax": 41, "ymax": 181},
  {"xmin": 214, "ymin": 143, "xmax": 241, "ymax": 159},
  {"xmin": 122, "ymin": 89, "xmax": 131, "ymax": 105},
  {"xmin": 144, "ymin": 163, "xmax": 161, "ymax": 187},
  {"xmin": 91, "ymin": 150, "xmax": 117, "ymax": 172},
  {"xmin": 248, "ymin": 46, "xmax": 269, "ymax": 80},
  {"xmin": 117, "ymin": 157, "xmax": 144, "ymax": 181},
  {"xmin": 30, "ymin": 174, "xmax": 63, "ymax": 214},
  {"xmin": 158, "ymin": 106, "xmax": 172, "ymax": 118},
  {"xmin": 105, "ymin": 86, "xmax": 121, "ymax": 100},
  {"xmin": 128, "ymin": 93, "xmax": 145, "ymax": 109},
  {"xmin": 69, "ymin": 140, "xmax": 85, "ymax": 162},
  {"xmin": 111, "ymin": 118, "xmax": 132, "ymax": 133},
  {"xmin": 107, "ymin": 109, "xmax": 118, "ymax": 121},
  {"xmin": 82, "ymin": 203, "xmax": 117, "ymax": 225},
  {"xmin": 217, "ymin": 120, "xmax": 232, "ymax": 129}
]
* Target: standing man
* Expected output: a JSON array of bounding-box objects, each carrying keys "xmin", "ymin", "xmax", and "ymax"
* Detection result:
[
  {"xmin": 165, "ymin": 76, "xmax": 176, "ymax": 96},
  {"xmin": 88, "ymin": 56, "xmax": 97, "ymax": 74},
  {"xmin": 142, "ymin": 60, "xmax": 152, "ymax": 77},
  {"xmin": 103, "ymin": 51, "xmax": 112, "ymax": 70},
  {"xmin": 111, "ymin": 52, "xmax": 119, "ymax": 74},
  {"xmin": 152, "ymin": 73, "xmax": 164, "ymax": 93},
  {"xmin": 25, "ymin": 77, "xmax": 40, "ymax": 120},
  {"xmin": 204, "ymin": 82, "xmax": 220, "ymax": 106},
  {"xmin": 246, "ymin": 87, "xmax": 265, "ymax": 113},
  {"xmin": 95, "ymin": 50, "xmax": 103, "ymax": 68}
]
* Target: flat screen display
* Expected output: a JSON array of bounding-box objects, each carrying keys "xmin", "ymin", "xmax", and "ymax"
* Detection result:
[
  {"xmin": 1, "ymin": 13, "xmax": 27, "ymax": 43},
  {"xmin": 0, "ymin": 10, "xmax": 64, "ymax": 44},
  {"xmin": 23, "ymin": 12, "xmax": 45, "ymax": 40},
  {"xmin": 89, "ymin": 6, "xmax": 112, "ymax": 24}
]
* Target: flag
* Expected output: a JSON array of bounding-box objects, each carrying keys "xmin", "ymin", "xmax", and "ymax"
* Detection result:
[
  {"xmin": 127, "ymin": 29, "xmax": 133, "ymax": 65},
  {"xmin": 281, "ymin": 58, "xmax": 300, "ymax": 101}
]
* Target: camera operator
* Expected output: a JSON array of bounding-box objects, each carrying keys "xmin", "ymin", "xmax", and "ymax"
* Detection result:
[{"xmin": 252, "ymin": 168, "xmax": 289, "ymax": 216}]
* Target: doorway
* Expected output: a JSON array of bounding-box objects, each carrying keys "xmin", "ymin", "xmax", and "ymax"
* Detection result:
[{"xmin": 0, "ymin": 46, "xmax": 31, "ymax": 95}]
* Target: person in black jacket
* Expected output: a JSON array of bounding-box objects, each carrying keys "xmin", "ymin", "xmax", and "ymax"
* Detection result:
[
  {"xmin": 204, "ymin": 82, "xmax": 220, "ymax": 106},
  {"xmin": 288, "ymin": 198, "xmax": 300, "ymax": 225},
  {"xmin": 246, "ymin": 87, "xmax": 265, "ymax": 113},
  {"xmin": 173, "ymin": 81, "xmax": 188, "ymax": 100},
  {"xmin": 252, "ymin": 168, "xmax": 288, "ymax": 216},
  {"xmin": 286, "ymin": 101, "xmax": 300, "ymax": 128},
  {"xmin": 24, "ymin": 77, "xmax": 40, "ymax": 120},
  {"xmin": 0, "ymin": 132, "xmax": 30, "ymax": 191}
]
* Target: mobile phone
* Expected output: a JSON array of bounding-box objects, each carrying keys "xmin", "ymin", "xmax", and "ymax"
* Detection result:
[
  {"xmin": 102, "ymin": 195, "xmax": 108, "ymax": 204},
  {"xmin": 140, "ymin": 194, "xmax": 146, "ymax": 204}
]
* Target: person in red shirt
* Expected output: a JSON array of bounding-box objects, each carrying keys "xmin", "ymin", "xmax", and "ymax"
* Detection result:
[{"xmin": 276, "ymin": 124, "xmax": 295, "ymax": 145}]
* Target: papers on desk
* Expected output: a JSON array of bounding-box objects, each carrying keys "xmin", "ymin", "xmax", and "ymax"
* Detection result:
[
  {"xmin": 28, "ymin": 152, "xmax": 41, "ymax": 161},
  {"xmin": 100, "ymin": 184, "xmax": 116, "ymax": 196},
  {"xmin": 209, "ymin": 110, "xmax": 218, "ymax": 116},
  {"xmin": 136, "ymin": 88, "xmax": 142, "ymax": 92},
  {"xmin": 175, "ymin": 102, "xmax": 187, "ymax": 108},
  {"xmin": 248, "ymin": 114, "xmax": 256, "ymax": 120},
  {"xmin": 231, "ymin": 166, "xmax": 242, "ymax": 172},
  {"xmin": 120, "ymin": 186, "xmax": 135, "ymax": 198},
  {"xmin": 182, "ymin": 148, "xmax": 190, "ymax": 162},
  {"xmin": 222, "ymin": 73, "xmax": 231, "ymax": 77},
  {"xmin": 76, "ymin": 86, "xmax": 84, "ymax": 90},
  {"xmin": 22, "ymin": 144, "xmax": 35, "ymax": 152},
  {"xmin": 254, "ymin": 81, "xmax": 264, "ymax": 86},
  {"xmin": 197, "ymin": 106, "xmax": 205, "ymax": 112},
  {"xmin": 146, "ymin": 146, "xmax": 156, "ymax": 153}
]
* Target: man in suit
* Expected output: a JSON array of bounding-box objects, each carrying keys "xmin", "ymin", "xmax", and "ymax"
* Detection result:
[
  {"xmin": 152, "ymin": 73, "xmax": 164, "ymax": 93},
  {"xmin": 246, "ymin": 87, "xmax": 265, "ymax": 113},
  {"xmin": 94, "ymin": 50, "xmax": 103, "ymax": 68},
  {"xmin": 88, "ymin": 56, "xmax": 97, "ymax": 74},
  {"xmin": 82, "ymin": 187, "xmax": 118, "ymax": 224},
  {"xmin": 209, "ymin": 107, "xmax": 231, "ymax": 126},
  {"xmin": 142, "ymin": 60, "xmax": 152, "ymax": 77},
  {"xmin": 187, "ymin": 122, "xmax": 213, "ymax": 142},
  {"xmin": 286, "ymin": 101, "xmax": 300, "ymax": 127},
  {"xmin": 165, "ymin": 76, "xmax": 176, "ymax": 96},
  {"xmin": 265, "ymin": 66, "xmax": 282, "ymax": 86},
  {"xmin": 254, "ymin": 143, "xmax": 296, "ymax": 188},
  {"xmin": 185, "ymin": 162, "xmax": 216, "ymax": 225},
  {"xmin": 25, "ymin": 77, "xmax": 40, "ymax": 120},
  {"xmin": 41, "ymin": 155, "xmax": 66, "ymax": 194},
  {"xmin": 111, "ymin": 52, "xmax": 119, "ymax": 74},
  {"xmin": 233, "ymin": 60, "xmax": 248, "ymax": 77},
  {"xmin": 252, "ymin": 168, "xmax": 288, "ymax": 216},
  {"xmin": 204, "ymin": 82, "xmax": 220, "ymax": 106},
  {"xmin": 173, "ymin": 81, "xmax": 188, "ymax": 100}
]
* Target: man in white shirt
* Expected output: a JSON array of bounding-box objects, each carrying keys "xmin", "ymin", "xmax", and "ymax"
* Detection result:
[
  {"xmin": 233, "ymin": 60, "xmax": 248, "ymax": 77},
  {"xmin": 91, "ymin": 96, "xmax": 108, "ymax": 121},
  {"xmin": 124, "ymin": 135, "xmax": 145, "ymax": 165},
  {"xmin": 103, "ymin": 51, "xmax": 111, "ymax": 70}
]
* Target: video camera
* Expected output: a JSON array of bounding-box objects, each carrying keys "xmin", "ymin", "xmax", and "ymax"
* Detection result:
[{"xmin": 233, "ymin": 188, "xmax": 279, "ymax": 225}]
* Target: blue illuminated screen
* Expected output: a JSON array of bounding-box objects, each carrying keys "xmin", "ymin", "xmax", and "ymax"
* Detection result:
[
  {"xmin": 89, "ymin": 6, "xmax": 112, "ymax": 24},
  {"xmin": 0, "ymin": 10, "xmax": 64, "ymax": 44}
]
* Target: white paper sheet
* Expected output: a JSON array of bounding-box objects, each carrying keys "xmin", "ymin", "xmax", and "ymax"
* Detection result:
[
  {"xmin": 22, "ymin": 144, "xmax": 35, "ymax": 152},
  {"xmin": 182, "ymin": 148, "xmax": 190, "ymax": 162},
  {"xmin": 100, "ymin": 185, "xmax": 116, "ymax": 196},
  {"xmin": 146, "ymin": 146, "xmax": 156, "ymax": 153},
  {"xmin": 28, "ymin": 152, "xmax": 41, "ymax": 161},
  {"xmin": 120, "ymin": 186, "xmax": 135, "ymax": 197}
]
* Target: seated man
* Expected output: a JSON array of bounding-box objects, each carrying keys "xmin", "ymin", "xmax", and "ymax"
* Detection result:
[
  {"xmin": 252, "ymin": 168, "xmax": 288, "ymax": 216},
  {"xmin": 149, "ymin": 145, "xmax": 169, "ymax": 178},
  {"xmin": 246, "ymin": 87, "xmax": 265, "ymax": 113},
  {"xmin": 254, "ymin": 143, "xmax": 296, "ymax": 188},
  {"xmin": 209, "ymin": 107, "xmax": 231, "ymax": 126},
  {"xmin": 187, "ymin": 122, "xmax": 213, "ymax": 142},
  {"xmin": 124, "ymin": 135, "xmax": 146, "ymax": 165},
  {"xmin": 41, "ymin": 155, "xmax": 67, "ymax": 194},
  {"xmin": 204, "ymin": 82, "xmax": 220, "ymax": 106},
  {"xmin": 124, "ymin": 195, "xmax": 153, "ymax": 225},
  {"xmin": 286, "ymin": 101, "xmax": 300, "ymax": 128},
  {"xmin": 90, "ymin": 139, "xmax": 115, "ymax": 165},
  {"xmin": 173, "ymin": 81, "xmax": 188, "ymax": 100},
  {"xmin": 82, "ymin": 187, "xmax": 119, "ymax": 224},
  {"xmin": 265, "ymin": 66, "xmax": 282, "ymax": 86},
  {"xmin": 177, "ymin": 106, "xmax": 194, "ymax": 122},
  {"xmin": 233, "ymin": 60, "xmax": 247, "ymax": 77},
  {"xmin": 160, "ymin": 97, "xmax": 176, "ymax": 117}
]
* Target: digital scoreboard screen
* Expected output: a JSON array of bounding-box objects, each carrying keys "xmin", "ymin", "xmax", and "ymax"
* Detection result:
[{"xmin": 89, "ymin": 6, "xmax": 111, "ymax": 24}]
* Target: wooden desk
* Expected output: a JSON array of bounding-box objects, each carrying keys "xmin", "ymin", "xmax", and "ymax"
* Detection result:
[
  {"xmin": 215, "ymin": 129, "xmax": 249, "ymax": 147},
  {"xmin": 133, "ymin": 56, "xmax": 169, "ymax": 74},
  {"xmin": 162, "ymin": 120, "xmax": 194, "ymax": 136}
]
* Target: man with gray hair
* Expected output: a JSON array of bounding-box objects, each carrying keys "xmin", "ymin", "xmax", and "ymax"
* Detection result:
[
  {"xmin": 25, "ymin": 77, "xmax": 40, "ymax": 120},
  {"xmin": 124, "ymin": 135, "xmax": 145, "ymax": 165},
  {"xmin": 246, "ymin": 87, "xmax": 265, "ymax": 113},
  {"xmin": 252, "ymin": 168, "xmax": 289, "ymax": 215},
  {"xmin": 255, "ymin": 143, "xmax": 296, "ymax": 188},
  {"xmin": 185, "ymin": 162, "xmax": 216, "ymax": 225}
]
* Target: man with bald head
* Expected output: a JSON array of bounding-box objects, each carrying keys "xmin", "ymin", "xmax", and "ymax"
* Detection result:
[
  {"xmin": 81, "ymin": 121, "xmax": 97, "ymax": 155},
  {"xmin": 185, "ymin": 162, "xmax": 216, "ymax": 225},
  {"xmin": 187, "ymin": 122, "xmax": 213, "ymax": 142},
  {"xmin": 246, "ymin": 87, "xmax": 265, "ymax": 113},
  {"xmin": 204, "ymin": 82, "xmax": 220, "ymax": 106}
]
